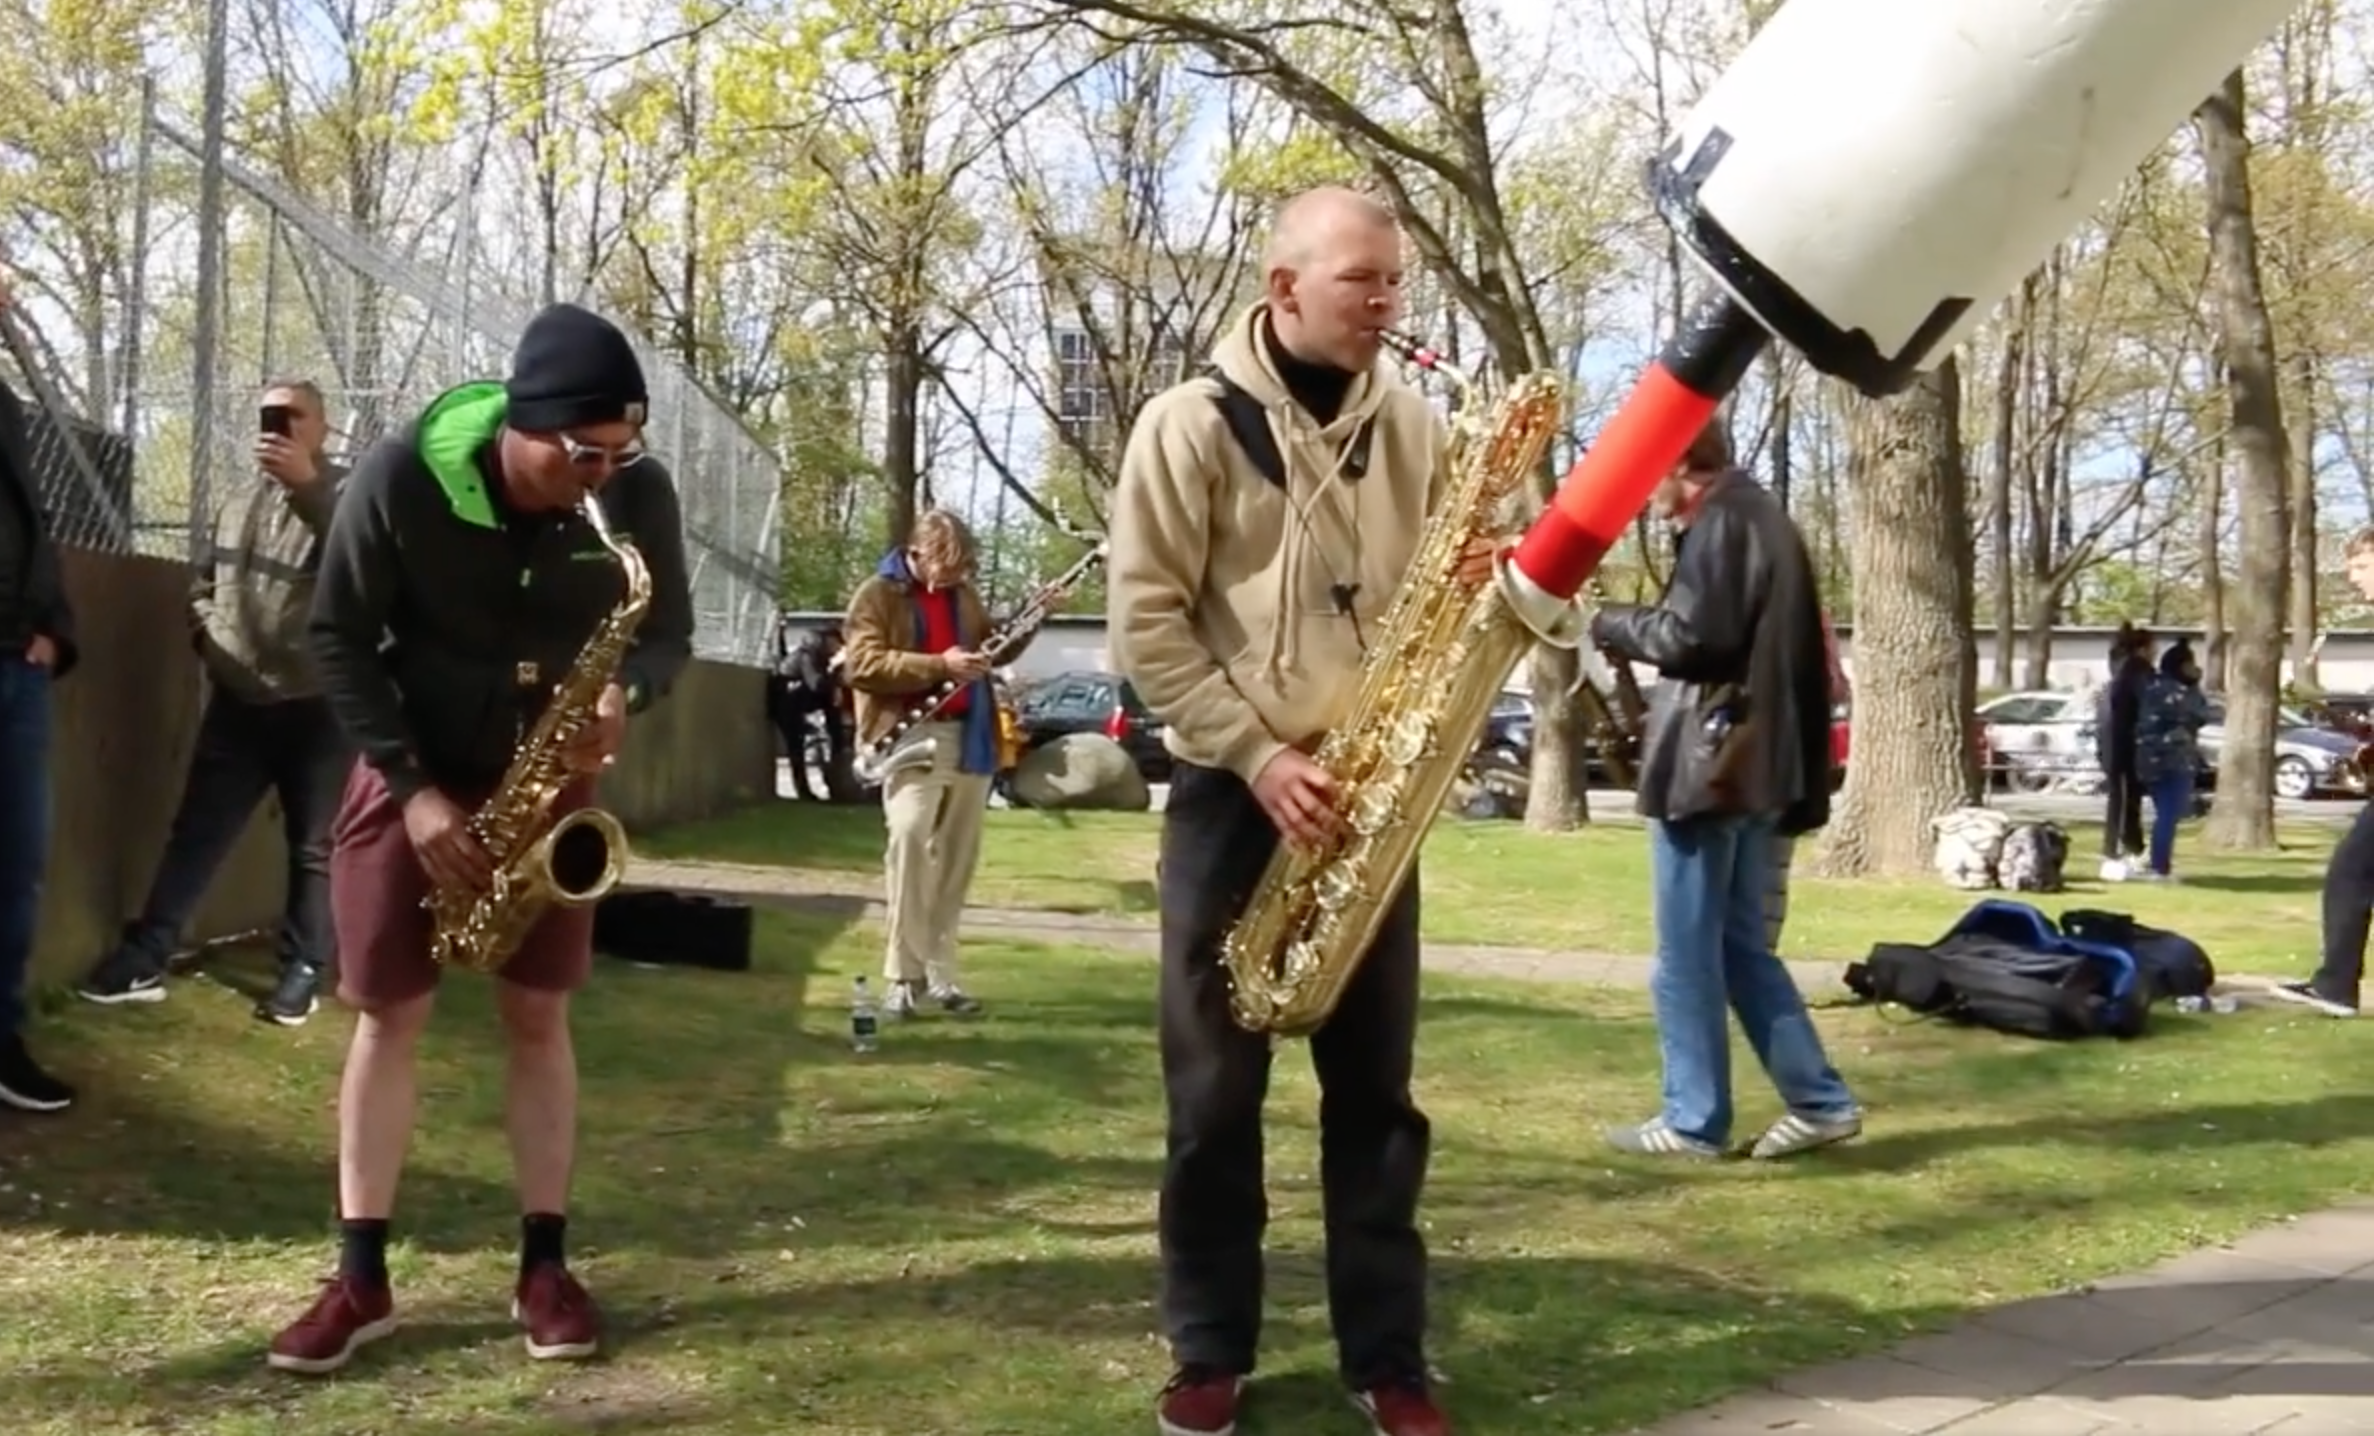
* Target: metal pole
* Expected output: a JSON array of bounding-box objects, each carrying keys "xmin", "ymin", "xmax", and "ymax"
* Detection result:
[
  {"xmin": 118, "ymin": 75, "xmax": 155, "ymax": 443},
  {"xmin": 184, "ymin": 0, "xmax": 229, "ymax": 566}
]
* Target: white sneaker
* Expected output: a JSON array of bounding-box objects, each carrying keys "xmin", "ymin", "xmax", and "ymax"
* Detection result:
[{"xmin": 2100, "ymin": 858, "xmax": 2130, "ymax": 882}]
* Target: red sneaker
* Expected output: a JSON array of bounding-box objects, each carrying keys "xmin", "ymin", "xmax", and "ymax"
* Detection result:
[
  {"xmin": 512, "ymin": 1263, "xmax": 601, "ymax": 1360},
  {"xmin": 1156, "ymin": 1366, "xmax": 1244, "ymax": 1435},
  {"xmin": 265, "ymin": 1276, "xmax": 397, "ymax": 1374},
  {"xmin": 1353, "ymin": 1380, "xmax": 1451, "ymax": 1436}
]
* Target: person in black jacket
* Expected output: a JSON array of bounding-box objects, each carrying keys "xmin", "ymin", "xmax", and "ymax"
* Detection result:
[
  {"xmin": 266, "ymin": 303, "xmax": 694, "ymax": 1377},
  {"xmin": 0, "ymin": 285, "xmax": 81, "ymax": 1115},
  {"xmin": 2095, "ymin": 622, "xmax": 2153, "ymax": 880},
  {"xmin": 1588, "ymin": 422, "xmax": 1860, "ymax": 1163},
  {"xmin": 767, "ymin": 616, "xmax": 847, "ymax": 801}
]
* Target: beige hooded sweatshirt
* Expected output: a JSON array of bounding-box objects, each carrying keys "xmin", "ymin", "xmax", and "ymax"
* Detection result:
[{"xmin": 1106, "ymin": 302, "xmax": 1448, "ymax": 786}]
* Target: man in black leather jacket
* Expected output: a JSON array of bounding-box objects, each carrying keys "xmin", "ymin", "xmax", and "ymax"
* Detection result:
[{"xmin": 1588, "ymin": 423, "xmax": 1861, "ymax": 1162}]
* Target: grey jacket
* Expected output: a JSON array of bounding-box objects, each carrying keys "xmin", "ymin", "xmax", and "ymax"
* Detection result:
[{"xmin": 194, "ymin": 460, "xmax": 347, "ymax": 702}]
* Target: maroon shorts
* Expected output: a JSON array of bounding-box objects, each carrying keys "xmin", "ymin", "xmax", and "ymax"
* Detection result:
[{"xmin": 329, "ymin": 759, "xmax": 600, "ymax": 1010}]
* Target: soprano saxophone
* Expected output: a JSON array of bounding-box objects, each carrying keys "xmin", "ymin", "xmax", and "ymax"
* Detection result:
[
  {"xmin": 1220, "ymin": 332, "xmax": 1573, "ymax": 1037},
  {"xmin": 853, "ymin": 538, "xmax": 1110, "ymax": 784},
  {"xmin": 424, "ymin": 494, "xmax": 653, "ymax": 974}
]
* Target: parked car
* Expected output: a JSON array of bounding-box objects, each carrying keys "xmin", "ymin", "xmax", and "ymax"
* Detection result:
[
  {"xmin": 1012, "ymin": 669, "xmax": 1172, "ymax": 784},
  {"xmin": 1976, "ymin": 687, "xmax": 2361, "ymax": 800},
  {"xmin": 1467, "ymin": 682, "xmax": 1851, "ymax": 792}
]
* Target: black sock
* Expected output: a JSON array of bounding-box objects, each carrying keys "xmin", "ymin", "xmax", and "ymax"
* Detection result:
[
  {"xmin": 521, "ymin": 1211, "xmax": 567, "ymax": 1273},
  {"xmin": 339, "ymin": 1218, "xmax": 390, "ymax": 1289}
]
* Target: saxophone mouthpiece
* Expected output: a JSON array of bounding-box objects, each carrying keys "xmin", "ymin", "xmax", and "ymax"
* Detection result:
[{"xmin": 1380, "ymin": 329, "xmax": 1472, "ymax": 390}]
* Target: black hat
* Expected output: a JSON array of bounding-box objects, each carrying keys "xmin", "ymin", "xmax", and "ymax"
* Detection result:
[{"xmin": 505, "ymin": 302, "xmax": 648, "ymax": 432}]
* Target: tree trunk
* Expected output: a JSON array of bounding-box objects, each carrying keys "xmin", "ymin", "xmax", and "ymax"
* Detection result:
[
  {"xmin": 1813, "ymin": 358, "xmax": 1978, "ymax": 877},
  {"xmin": 2288, "ymin": 348, "xmax": 2320, "ymax": 688},
  {"xmin": 1987, "ymin": 280, "xmax": 2030, "ymax": 693},
  {"xmin": 2200, "ymin": 418, "xmax": 2229, "ymax": 691},
  {"xmin": 2196, "ymin": 68, "xmax": 2293, "ymax": 850}
]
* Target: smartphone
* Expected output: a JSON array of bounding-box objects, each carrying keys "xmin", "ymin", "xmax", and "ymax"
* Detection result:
[{"xmin": 260, "ymin": 403, "xmax": 294, "ymax": 438}]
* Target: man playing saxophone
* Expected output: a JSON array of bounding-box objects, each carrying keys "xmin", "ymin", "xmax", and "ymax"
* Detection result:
[
  {"xmin": 1109, "ymin": 184, "xmax": 1480, "ymax": 1436},
  {"xmin": 267, "ymin": 303, "xmax": 693, "ymax": 1374},
  {"xmin": 842, "ymin": 507, "xmax": 1009, "ymax": 1018}
]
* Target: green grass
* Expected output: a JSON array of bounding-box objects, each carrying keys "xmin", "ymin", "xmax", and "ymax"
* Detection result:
[
  {"xmin": 645, "ymin": 801, "xmax": 2339, "ymax": 978},
  {"xmin": 5, "ymin": 904, "xmax": 2371, "ymax": 1435}
]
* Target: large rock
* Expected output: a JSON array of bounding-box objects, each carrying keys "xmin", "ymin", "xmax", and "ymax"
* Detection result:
[{"xmin": 1012, "ymin": 733, "xmax": 1153, "ymax": 812}]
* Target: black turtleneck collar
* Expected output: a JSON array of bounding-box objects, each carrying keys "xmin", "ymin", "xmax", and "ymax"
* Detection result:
[{"xmin": 1260, "ymin": 311, "xmax": 1355, "ymax": 425}]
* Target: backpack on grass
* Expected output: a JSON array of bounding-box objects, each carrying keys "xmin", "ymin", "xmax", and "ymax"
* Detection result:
[
  {"xmin": 1842, "ymin": 899, "xmax": 2150, "ymax": 1040},
  {"xmin": 1997, "ymin": 821, "xmax": 2069, "ymax": 892},
  {"xmin": 1930, "ymin": 806, "xmax": 2011, "ymax": 890}
]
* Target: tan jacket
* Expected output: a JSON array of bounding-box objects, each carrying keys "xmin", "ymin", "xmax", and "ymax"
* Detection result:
[
  {"xmin": 842, "ymin": 561, "xmax": 996, "ymax": 747},
  {"xmin": 1106, "ymin": 302, "xmax": 1447, "ymax": 785}
]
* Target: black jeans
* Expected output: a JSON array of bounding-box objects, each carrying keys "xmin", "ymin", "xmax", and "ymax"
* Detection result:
[
  {"xmin": 2101, "ymin": 769, "xmax": 2144, "ymax": 859},
  {"xmin": 1156, "ymin": 760, "xmax": 1431, "ymax": 1387},
  {"xmin": 118, "ymin": 688, "xmax": 347, "ymax": 977},
  {"xmin": 2312, "ymin": 802, "xmax": 2374, "ymax": 1005},
  {"xmin": 770, "ymin": 688, "xmax": 849, "ymax": 801}
]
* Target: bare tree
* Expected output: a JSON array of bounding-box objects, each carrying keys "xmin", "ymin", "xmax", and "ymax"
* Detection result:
[{"xmin": 2196, "ymin": 67, "xmax": 2291, "ymax": 850}]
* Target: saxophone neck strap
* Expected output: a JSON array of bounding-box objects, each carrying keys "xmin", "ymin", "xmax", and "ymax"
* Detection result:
[{"xmin": 1206, "ymin": 369, "xmax": 1372, "ymax": 491}]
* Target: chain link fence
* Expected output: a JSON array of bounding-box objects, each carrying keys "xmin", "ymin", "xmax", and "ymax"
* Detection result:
[{"xmin": 6, "ymin": 89, "xmax": 781, "ymax": 669}]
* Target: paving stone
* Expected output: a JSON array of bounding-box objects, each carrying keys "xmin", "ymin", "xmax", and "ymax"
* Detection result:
[
  {"xmin": 1922, "ymin": 1398, "xmax": 2113, "ymax": 1433},
  {"xmin": 1972, "ymin": 1292, "xmax": 2223, "ymax": 1365},
  {"xmin": 2232, "ymin": 1213, "xmax": 2374, "ymax": 1279},
  {"xmin": 2036, "ymin": 1390, "xmax": 2318, "ymax": 1433},
  {"xmin": 2217, "ymin": 1359, "xmax": 2374, "ymax": 1402},
  {"xmin": 1885, "ymin": 1325, "xmax": 2094, "ymax": 1400},
  {"xmin": 1770, "ymin": 1353, "xmax": 1996, "ymax": 1432},
  {"xmin": 2084, "ymin": 1245, "xmax": 2331, "ymax": 1328},
  {"xmin": 2253, "ymin": 1406, "xmax": 2374, "ymax": 1433},
  {"xmin": 2212, "ymin": 1285, "xmax": 2374, "ymax": 1360}
]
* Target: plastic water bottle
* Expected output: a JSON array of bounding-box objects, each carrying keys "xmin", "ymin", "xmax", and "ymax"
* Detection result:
[
  {"xmin": 2176, "ymin": 995, "xmax": 2239, "ymax": 1015},
  {"xmin": 850, "ymin": 977, "xmax": 879, "ymax": 1053}
]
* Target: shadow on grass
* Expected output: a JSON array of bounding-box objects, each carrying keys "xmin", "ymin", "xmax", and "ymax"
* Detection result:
[
  {"xmin": 2160, "ymin": 871, "xmax": 2327, "ymax": 895},
  {"xmin": 6, "ymin": 1249, "xmax": 1969, "ymax": 1434},
  {"xmin": 1822, "ymin": 1090, "xmax": 2374, "ymax": 1174}
]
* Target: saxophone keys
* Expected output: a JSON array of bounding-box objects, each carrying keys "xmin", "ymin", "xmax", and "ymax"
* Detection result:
[
  {"xmin": 1383, "ymin": 711, "xmax": 1432, "ymax": 765},
  {"xmin": 1348, "ymin": 785, "xmax": 1397, "ymax": 836},
  {"xmin": 1314, "ymin": 863, "xmax": 1360, "ymax": 912}
]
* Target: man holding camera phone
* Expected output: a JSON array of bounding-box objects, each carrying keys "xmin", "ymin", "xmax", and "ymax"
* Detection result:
[{"xmin": 77, "ymin": 379, "xmax": 351, "ymax": 1025}]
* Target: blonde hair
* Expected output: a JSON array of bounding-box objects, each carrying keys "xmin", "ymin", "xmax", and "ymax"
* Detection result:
[
  {"xmin": 910, "ymin": 508, "xmax": 976, "ymax": 575},
  {"xmin": 2347, "ymin": 525, "xmax": 2374, "ymax": 559}
]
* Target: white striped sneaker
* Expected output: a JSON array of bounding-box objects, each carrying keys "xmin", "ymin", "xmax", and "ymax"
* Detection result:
[
  {"xmin": 1750, "ymin": 1110, "xmax": 1864, "ymax": 1160},
  {"xmin": 1605, "ymin": 1117, "xmax": 1722, "ymax": 1159}
]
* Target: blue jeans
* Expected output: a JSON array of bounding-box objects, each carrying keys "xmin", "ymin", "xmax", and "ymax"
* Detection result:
[
  {"xmin": 2146, "ymin": 769, "xmax": 2193, "ymax": 877},
  {"xmin": 0, "ymin": 653, "xmax": 53, "ymax": 1039},
  {"xmin": 1648, "ymin": 814, "xmax": 1857, "ymax": 1146}
]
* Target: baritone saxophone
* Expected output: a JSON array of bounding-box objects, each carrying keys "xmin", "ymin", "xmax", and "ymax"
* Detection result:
[
  {"xmin": 424, "ymin": 494, "xmax": 653, "ymax": 974},
  {"xmin": 1219, "ymin": 332, "xmax": 1577, "ymax": 1037}
]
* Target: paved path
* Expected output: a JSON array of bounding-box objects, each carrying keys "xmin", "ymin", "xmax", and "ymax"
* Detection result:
[
  {"xmin": 631, "ymin": 856, "xmax": 2374, "ymax": 1434},
  {"xmin": 624, "ymin": 856, "xmax": 1845, "ymax": 991}
]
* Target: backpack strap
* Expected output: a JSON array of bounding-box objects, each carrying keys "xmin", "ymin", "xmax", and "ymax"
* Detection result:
[{"xmin": 1207, "ymin": 370, "xmax": 1287, "ymax": 491}]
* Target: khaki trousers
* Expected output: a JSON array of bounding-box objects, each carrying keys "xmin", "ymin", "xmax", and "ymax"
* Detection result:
[{"xmin": 880, "ymin": 721, "xmax": 991, "ymax": 989}]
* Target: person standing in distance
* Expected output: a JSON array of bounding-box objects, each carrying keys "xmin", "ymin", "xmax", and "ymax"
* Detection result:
[
  {"xmin": 0, "ymin": 272, "xmax": 79, "ymax": 1113},
  {"xmin": 265, "ymin": 302, "xmax": 694, "ymax": 1375},
  {"xmin": 1108, "ymin": 183, "xmax": 1490, "ymax": 1436},
  {"xmin": 841, "ymin": 507, "xmax": 1007, "ymax": 1019},
  {"xmin": 1589, "ymin": 421, "xmax": 1859, "ymax": 1162}
]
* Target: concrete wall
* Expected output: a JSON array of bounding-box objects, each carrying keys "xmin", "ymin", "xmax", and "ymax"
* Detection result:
[{"xmin": 30, "ymin": 548, "xmax": 774, "ymax": 991}]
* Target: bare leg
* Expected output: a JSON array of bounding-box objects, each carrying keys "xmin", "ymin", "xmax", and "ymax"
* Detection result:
[
  {"xmin": 338, "ymin": 993, "xmax": 435, "ymax": 1220},
  {"xmin": 496, "ymin": 983, "xmax": 577, "ymax": 1215}
]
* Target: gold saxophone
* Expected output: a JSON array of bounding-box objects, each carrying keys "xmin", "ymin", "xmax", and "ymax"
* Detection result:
[
  {"xmin": 425, "ymin": 494, "xmax": 654, "ymax": 974},
  {"xmin": 1220, "ymin": 332, "xmax": 1570, "ymax": 1037}
]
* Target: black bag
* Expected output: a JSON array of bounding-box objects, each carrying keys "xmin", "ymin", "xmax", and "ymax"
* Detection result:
[
  {"xmin": 2059, "ymin": 908, "xmax": 2215, "ymax": 1000},
  {"xmin": 1842, "ymin": 901, "xmax": 2150, "ymax": 1041}
]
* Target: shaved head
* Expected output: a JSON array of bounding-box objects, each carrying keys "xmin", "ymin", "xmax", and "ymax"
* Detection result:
[{"xmin": 1261, "ymin": 185, "xmax": 1406, "ymax": 373}]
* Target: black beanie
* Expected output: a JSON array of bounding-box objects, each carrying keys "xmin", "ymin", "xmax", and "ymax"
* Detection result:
[{"xmin": 505, "ymin": 302, "xmax": 649, "ymax": 432}]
